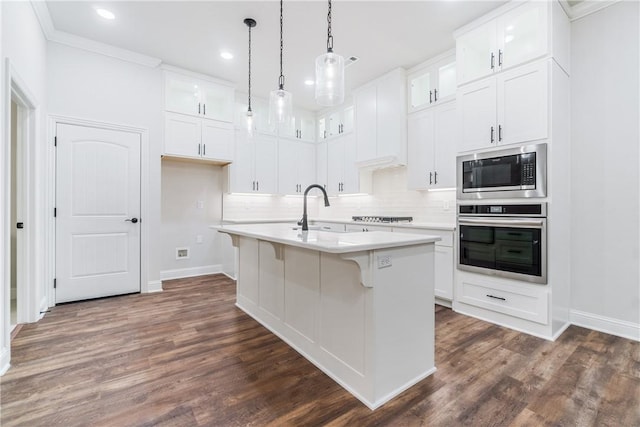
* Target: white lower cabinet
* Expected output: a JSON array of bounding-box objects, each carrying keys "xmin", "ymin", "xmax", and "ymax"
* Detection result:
[
  {"xmin": 393, "ymin": 227, "xmax": 454, "ymax": 303},
  {"xmin": 164, "ymin": 111, "xmax": 234, "ymax": 162},
  {"xmin": 227, "ymin": 131, "xmax": 277, "ymax": 194},
  {"xmin": 345, "ymin": 224, "xmax": 393, "ymax": 233}
]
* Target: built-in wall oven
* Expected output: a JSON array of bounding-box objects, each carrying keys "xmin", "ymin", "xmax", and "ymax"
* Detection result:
[
  {"xmin": 457, "ymin": 143, "xmax": 547, "ymax": 200},
  {"xmin": 458, "ymin": 203, "xmax": 547, "ymax": 284}
]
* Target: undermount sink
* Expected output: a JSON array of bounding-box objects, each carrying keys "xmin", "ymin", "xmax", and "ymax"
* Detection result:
[{"xmin": 291, "ymin": 226, "xmax": 346, "ymax": 233}]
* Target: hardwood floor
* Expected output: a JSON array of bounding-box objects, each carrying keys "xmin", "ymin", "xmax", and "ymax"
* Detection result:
[{"xmin": 2, "ymin": 274, "xmax": 639, "ymax": 426}]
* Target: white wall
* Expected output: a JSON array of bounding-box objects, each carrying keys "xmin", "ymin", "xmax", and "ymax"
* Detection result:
[
  {"xmin": 570, "ymin": 1, "xmax": 640, "ymax": 340},
  {"xmin": 46, "ymin": 42, "xmax": 163, "ymax": 290},
  {"xmin": 1, "ymin": 0, "xmax": 49, "ymax": 373},
  {"xmin": 160, "ymin": 159, "xmax": 224, "ymax": 279}
]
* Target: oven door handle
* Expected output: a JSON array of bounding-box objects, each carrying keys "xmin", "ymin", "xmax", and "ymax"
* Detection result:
[{"xmin": 458, "ymin": 218, "xmax": 545, "ymax": 228}]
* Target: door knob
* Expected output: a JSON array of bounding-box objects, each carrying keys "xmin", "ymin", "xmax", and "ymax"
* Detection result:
[{"xmin": 125, "ymin": 218, "xmax": 139, "ymax": 223}]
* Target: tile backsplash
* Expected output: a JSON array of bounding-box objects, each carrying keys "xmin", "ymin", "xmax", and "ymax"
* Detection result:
[{"xmin": 223, "ymin": 166, "xmax": 456, "ymax": 224}]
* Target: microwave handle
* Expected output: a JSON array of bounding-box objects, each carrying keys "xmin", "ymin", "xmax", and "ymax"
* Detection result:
[{"xmin": 459, "ymin": 218, "xmax": 544, "ymax": 228}]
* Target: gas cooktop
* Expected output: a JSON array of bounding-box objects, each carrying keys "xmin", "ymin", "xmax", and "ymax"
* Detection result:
[{"xmin": 351, "ymin": 216, "xmax": 413, "ymax": 223}]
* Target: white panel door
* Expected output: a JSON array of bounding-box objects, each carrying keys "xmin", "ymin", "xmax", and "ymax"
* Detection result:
[
  {"xmin": 355, "ymin": 85, "xmax": 377, "ymax": 162},
  {"xmin": 457, "ymin": 77, "xmax": 497, "ymax": 152},
  {"xmin": 55, "ymin": 123, "xmax": 141, "ymax": 303},
  {"xmin": 433, "ymin": 102, "xmax": 457, "ymax": 189},
  {"xmin": 164, "ymin": 112, "xmax": 200, "ymax": 158},
  {"xmin": 277, "ymin": 138, "xmax": 300, "ymax": 195},
  {"xmin": 201, "ymin": 118, "xmax": 234, "ymax": 162},
  {"xmin": 407, "ymin": 109, "xmax": 434, "ymax": 190},
  {"xmin": 497, "ymin": 61, "xmax": 548, "ymax": 145}
]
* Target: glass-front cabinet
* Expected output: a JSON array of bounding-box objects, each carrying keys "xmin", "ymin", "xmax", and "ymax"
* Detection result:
[
  {"xmin": 408, "ymin": 52, "xmax": 456, "ymax": 113},
  {"xmin": 165, "ymin": 72, "xmax": 234, "ymax": 122}
]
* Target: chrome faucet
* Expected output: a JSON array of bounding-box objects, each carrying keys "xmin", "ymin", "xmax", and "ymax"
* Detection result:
[{"xmin": 299, "ymin": 184, "xmax": 330, "ymax": 231}]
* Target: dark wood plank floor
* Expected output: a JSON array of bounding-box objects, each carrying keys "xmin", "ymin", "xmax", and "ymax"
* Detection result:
[{"xmin": 2, "ymin": 274, "xmax": 639, "ymax": 426}]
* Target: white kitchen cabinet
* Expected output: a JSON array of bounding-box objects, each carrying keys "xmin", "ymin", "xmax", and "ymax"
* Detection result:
[
  {"xmin": 227, "ymin": 131, "xmax": 277, "ymax": 194},
  {"xmin": 278, "ymin": 139, "xmax": 316, "ymax": 195},
  {"xmin": 319, "ymin": 105, "xmax": 354, "ymax": 140},
  {"xmin": 316, "ymin": 141, "xmax": 328, "ymax": 191},
  {"xmin": 345, "ymin": 224, "xmax": 392, "ymax": 233},
  {"xmin": 456, "ymin": 1, "xmax": 549, "ymax": 86},
  {"xmin": 407, "ymin": 101, "xmax": 457, "ymax": 190},
  {"xmin": 164, "ymin": 111, "xmax": 234, "ymax": 162},
  {"xmin": 278, "ymin": 108, "xmax": 316, "ymax": 142},
  {"xmin": 457, "ymin": 60, "xmax": 548, "ymax": 153},
  {"xmin": 164, "ymin": 72, "xmax": 234, "ymax": 122},
  {"xmin": 395, "ymin": 227, "xmax": 454, "ymax": 304},
  {"xmin": 354, "ymin": 68, "xmax": 407, "ymax": 168},
  {"xmin": 408, "ymin": 52, "xmax": 456, "ymax": 113},
  {"xmin": 326, "ymin": 134, "xmax": 366, "ymax": 196}
]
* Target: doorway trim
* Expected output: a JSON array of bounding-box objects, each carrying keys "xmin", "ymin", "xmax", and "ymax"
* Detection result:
[
  {"xmin": 2, "ymin": 59, "xmax": 40, "ymax": 374},
  {"xmin": 46, "ymin": 115, "xmax": 151, "ymax": 308}
]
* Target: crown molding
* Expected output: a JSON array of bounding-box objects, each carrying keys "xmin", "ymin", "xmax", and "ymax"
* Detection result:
[
  {"xmin": 29, "ymin": 0, "xmax": 162, "ymax": 68},
  {"xmin": 566, "ymin": 0, "xmax": 621, "ymax": 21}
]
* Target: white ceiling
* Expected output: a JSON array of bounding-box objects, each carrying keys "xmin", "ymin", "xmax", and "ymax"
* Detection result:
[{"xmin": 44, "ymin": 1, "xmax": 508, "ymax": 111}]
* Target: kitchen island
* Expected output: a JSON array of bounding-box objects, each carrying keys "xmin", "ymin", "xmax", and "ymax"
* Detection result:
[{"xmin": 216, "ymin": 223, "xmax": 440, "ymax": 409}]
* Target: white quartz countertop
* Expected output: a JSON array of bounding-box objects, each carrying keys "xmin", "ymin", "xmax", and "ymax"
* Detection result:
[
  {"xmin": 213, "ymin": 223, "xmax": 441, "ymax": 254},
  {"xmin": 222, "ymin": 218, "xmax": 455, "ymax": 231}
]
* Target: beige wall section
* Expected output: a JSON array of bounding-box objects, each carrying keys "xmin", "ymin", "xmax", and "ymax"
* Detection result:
[
  {"xmin": 570, "ymin": 1, "xmax": 640, "ymax": 330},
  {"xmin": 161, "ymin": 160, "xmax": 224, "ymax": 276}
]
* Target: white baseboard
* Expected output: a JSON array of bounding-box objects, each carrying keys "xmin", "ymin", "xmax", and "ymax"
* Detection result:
[
  {"xmin": 144, "ymin": 280, "xmax": 163, "ymax": 293},
  {"xmin": 0, "ymin": 347, "xmax": 10, "ymax": 376},
  {"xmin": 160, "ymin": 264, "xmax": 223, "ymax": 281},
  {"xmin": 222, "ymin": 271, "xmax": 237, "ymax": 281},
  {"xmin": 570, "ymin": 310, "xmax": 640, "ymax": 341}
]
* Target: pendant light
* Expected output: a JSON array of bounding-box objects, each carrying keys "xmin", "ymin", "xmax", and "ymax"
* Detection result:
[
  {"xmin": 268, "ymin": 0, "xmax": 293, "ymax": 134},
  {"xmin": 244, "ymin": 18, "xmax": 257, "ymax": 137},
  {"xmin": 315, "ymin": 0, "xmax": 344, "ymax": 106}
]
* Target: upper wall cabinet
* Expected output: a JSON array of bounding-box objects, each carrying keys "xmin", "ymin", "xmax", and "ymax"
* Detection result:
[
  {"xmin": 279, "ymin": 109, "xmax": 317, "ymax": 142},
  {"xmin": 455, "ymin": 1, "xmax": 568, "ymax": 86},
  {"xmin": 354, "ymin": 68, "xmax": 407, "ymax": 169},
  {"xmin": 165, "ymin": 71, "xmax": 235, "ymax": 122},
  {"xmin": 408, "ymin": 52, "xmax": 456, "ymax": 113},
  {"xmin": 318, "ymin": 104, "xmax": 354, "ymax": 140}
]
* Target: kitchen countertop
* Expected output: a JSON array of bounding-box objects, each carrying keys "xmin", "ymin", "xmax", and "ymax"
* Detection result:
[
  {"xmin": 213, "ymin": 223, "xmax": 440, "ymax": 254},
  {"xmin": 221, "ymin": 218, "xmax": 456, "ymax": 231}
]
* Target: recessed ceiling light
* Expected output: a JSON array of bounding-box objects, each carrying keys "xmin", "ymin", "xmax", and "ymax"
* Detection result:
[
  {"xmin": 304, "ymin": 79, "xmax": 315, "ymax": 86},
  {"xmin": 96, "ymin": 8, "xmax": 115, "ymax": 20},
  {"xmin": 220, "ymin": 51, "xmax": 234, "ymax": 60}
]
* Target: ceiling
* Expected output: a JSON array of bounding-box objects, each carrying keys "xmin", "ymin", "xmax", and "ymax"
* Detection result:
[{"xmin": 44, "ymin": 1, "xmax": 508, "ymax": 112}]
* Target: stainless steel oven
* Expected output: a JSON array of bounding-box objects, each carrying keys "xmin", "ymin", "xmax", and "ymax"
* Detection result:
[
  {"xmin": 458, "ymin": 203, "xmax": 547, "ymax": 284},
  {"xmin": 457, "ymin": 143, "xmax": 547, "ymax": 200}
]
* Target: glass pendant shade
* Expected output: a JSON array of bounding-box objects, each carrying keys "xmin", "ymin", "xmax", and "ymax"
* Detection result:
[
  {"xmin": 268, "ymin": 88, "xmax": 293, "ymax": 134},
  {"xmin": 315, "ymin": 51, "xmax": 345, "ymax": 106},
  {"xmin": 246, "ymin": 109, "xmax": 254, "ymax": 137}
]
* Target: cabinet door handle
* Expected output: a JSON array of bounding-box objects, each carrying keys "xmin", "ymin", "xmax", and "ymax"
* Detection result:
[
  {"xmin": 429, "ymin": 90, "xmax": 433, "ymax": 104},
  {"xmin": 486, "ymin": 294, "xmax": 506, "ymax": 301},
  {"xmin": 252, "ymin": 181, "xmax": 255, "ymax": 191},
  {"xmin": 498, "ymin": 49, "xmax": 503, "ymax": 67},
  {"xmin": 498, "ymin": 125, "xmax": 502, "ymax": 142},
  {"xmin": 434, "ymin": 89, "xmax": 438, "ymax": 102},
  {"xmin": 203, "ymin": 144, "xmax": 206, "ymax": 156},
  {"xmin": 203, "ymin": 104, "xmax": 206, "ymax": 115},
  {"xmin": 323, "ymin": 130, "xmax": 327, "ymax": 139},
  {"xmin": 490, "ymin": 52, "xmax": 495, "ymax": 70},
  {"xmin": 429, "ymin": 172, "xmax": 433, "ymax": 185},
  {"xmin": 198, "ymin": 103, "xmax": 201, "ymax": 114},
  {"xmin": 490, "ymin": 126, "xmax": 495, "ymax": 143},
  {"xmin": 256, "ymin": 181, "xmax": 259, "ymax": 191},
  {"xmin": 198, "ymin": 143, "xmax": 201, "ymax": 155},
  {"xmin": 434, "ymin": 171, "xmax": 438, "ymax": 184}
]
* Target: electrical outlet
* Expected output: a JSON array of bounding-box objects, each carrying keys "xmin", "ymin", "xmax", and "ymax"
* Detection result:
[
  {"xmin": 443, "ymin": 199, "xmax": 451, "ymax": 211},
  {"xmin": 176, "ymin": 247, "xmax": 190, "ymax": 260},
  {"xmin": 196, "ymin": 235, "xmax": 203, "ymax": 244},
  {"xmin": 377, "ymin": 255, "xmax": 392, "ymax": 269},
  {"xmin": 197, "ymin": 200, "xmax": 204, "ymax": 209}
]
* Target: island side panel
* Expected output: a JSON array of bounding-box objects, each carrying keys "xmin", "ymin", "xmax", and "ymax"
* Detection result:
[
  {"xmin": 371, "ymin": 243, "xmax": 435, "ymax": 406},
  {"xmin": 283, "ymin": 246, "xmax": 320, "ymax": 347},
  {"xmin": 237, "ymin": 236, "xmax": 259, "ymax": 310},
  {"xmin": 258, "ymin": 241, "xmax": 285, "ymax": 322}
]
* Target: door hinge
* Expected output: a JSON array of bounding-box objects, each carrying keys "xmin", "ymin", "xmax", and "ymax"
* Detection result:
[
  {"xmin": 53, "ymin": 278, "xmax": 57, "ymax": 289},
  {"xmin": 54, "ymin": 207, "xmax": 57, "ymax": 218},
  {"xmin": 54, "ymin": 136, "xmax": 57, "ymax": 147}
]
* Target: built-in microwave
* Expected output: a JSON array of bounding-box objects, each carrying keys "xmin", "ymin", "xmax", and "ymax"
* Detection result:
[{"xmin": 457, "ymin": 143, "xmax": 547, "ymax": 200}]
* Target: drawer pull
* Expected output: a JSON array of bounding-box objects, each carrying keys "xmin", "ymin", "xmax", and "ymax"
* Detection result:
[
  {"xmin": 507, "ymin": 250, "xmax": 522, "ymax": 254},
  {"xmin": 486, "ymin": 294, "xmax": 506, "ymax": 301}
]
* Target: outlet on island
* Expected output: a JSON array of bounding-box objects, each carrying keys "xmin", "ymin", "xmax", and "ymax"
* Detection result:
[{"xmin": 377, "ymin": 255, "xmax": 392, "ymax": 269}]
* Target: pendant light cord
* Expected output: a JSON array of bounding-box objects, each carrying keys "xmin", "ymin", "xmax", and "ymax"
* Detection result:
[
  {"xmin": 248, "ymin": 23, "xmax": 252, "ymax": 112},
  {"xmin": 327, "ymin": 0, "xmax": 333, "ymax": 52},
  {"xmin": 278, "ymin": 0, "xmax": 285, "ymax": 90}
]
